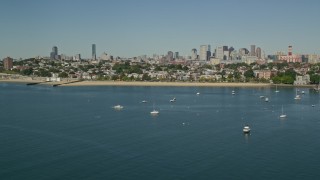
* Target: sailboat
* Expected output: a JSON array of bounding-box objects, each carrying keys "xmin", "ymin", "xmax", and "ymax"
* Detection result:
[
  {"xmin": 275, "ymin": 85, "xmax": 279, "ymax": 93},
  {"xmin": 232, "ymin": 90, "xmax": 235, "ymax": 95},
  {"xmin": 294, "ymin": 89, "xmax": 301, "ymax": 100},
  {"xmin": 170, "ymin": 97, "xmax": 176, "ymax": 102},
  {"xmin": 279, "ymin": 105, "xmax": 287, "ymax": 118},
  {"xmin": 150, "ymin": 103, "xmax": 159, "ymax": 115}
]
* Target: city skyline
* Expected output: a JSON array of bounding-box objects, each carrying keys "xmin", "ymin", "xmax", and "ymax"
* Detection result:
[{"xmin": 1, "ymin": 0, "xmax": 320, "ymax": 59}]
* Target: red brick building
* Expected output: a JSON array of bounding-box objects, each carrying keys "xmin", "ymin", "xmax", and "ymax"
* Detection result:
[{"xmin": 3, "ymin": 57, "xmax": 13, "ymax": 70}]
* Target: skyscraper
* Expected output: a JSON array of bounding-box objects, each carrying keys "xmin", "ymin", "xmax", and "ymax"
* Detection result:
[
  {"xmin": 256, "ymin": 47, "xmax": 262, "ymax": 59},
  {"xmin": 174, "ymin": 52, "xmax": 179, "ymax": 59},
  {"xmin": 167, "ymin": 51, "xmax": 174, "ymax": 61},
  {"xmin": 215, "ymin": 46, "xmax": 224, "ymax": 59},
  {"xmin": 191, "ymin": 48, "xmax": 197, "ymax": 60},
  {"xmin": 92, "ymin": 44, "xmax": 96, "ymax": 60},
  {"xmin": 50, "ymin": 46, "xmax": 58, "ymax": 60},
  {"xmin": 250, "ymin": 45, "xmax": 256, "ymax": 56},
  {"xmin": 200, "ymin": 45, "xmax": 211, "ymax": 61}
]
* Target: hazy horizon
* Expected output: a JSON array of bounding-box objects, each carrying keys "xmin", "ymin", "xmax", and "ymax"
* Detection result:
[{"xmin": 1, "ymin": 0, "xmax": 320, "ymax": 59}]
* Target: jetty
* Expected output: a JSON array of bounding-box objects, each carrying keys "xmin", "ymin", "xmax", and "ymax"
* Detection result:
[{"xmin": 26, "ymin": 80, "xmax": 82, "ymax": 87}]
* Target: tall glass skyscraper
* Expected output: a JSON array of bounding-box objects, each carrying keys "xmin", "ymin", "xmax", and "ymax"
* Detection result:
[
  {"xmin": 50, "ymin": 46, "xmax": 58, "ymax": 60},
  {"xmin": 92, "ymin": 44, "xmax": 96, "ymax": 60}
]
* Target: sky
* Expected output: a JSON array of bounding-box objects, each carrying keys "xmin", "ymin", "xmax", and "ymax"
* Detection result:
[{"xmin": 1, "ymin": 0, "xmax": 320, "ymax": 59}]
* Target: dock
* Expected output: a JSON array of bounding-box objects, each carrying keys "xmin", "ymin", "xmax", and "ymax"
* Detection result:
[
  {"xmin": 51, "ymin": 80, "xmax": 82, "ymax": 87},
  {"xmin": 26, "ymin": 80, "xmax": 82, "ymax": 87}
]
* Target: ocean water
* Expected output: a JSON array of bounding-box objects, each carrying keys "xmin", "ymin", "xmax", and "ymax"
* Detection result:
[{"xmin": 1, "ymin": 83, "xmax": 320, "ymax": 180}]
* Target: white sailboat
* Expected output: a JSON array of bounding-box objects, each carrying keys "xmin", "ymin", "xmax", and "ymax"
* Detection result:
[
  {"xmin": 150, "ymin": 104, "xmax": 159, "ymax": 115},
  {"xmin": 294, "ymin": 89, "xmax": 301, "ymax": 100},
  {"xmin": 275, "ymin": 85, "xmax": 279, "ymax": 93},
  {"xmin": 170, "ymin": 97, "xmax": 176, "ymax": 102},
  {"xmin": 279, "ymin": 105, "xmax": 287, "ymax": 118}
]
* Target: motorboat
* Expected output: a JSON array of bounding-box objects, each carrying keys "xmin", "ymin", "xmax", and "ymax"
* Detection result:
[
  {"xmin": 141, "ymin": 100, "xmax": 148, "ymax": 103},
  {"xmin": 113, "ymin": 105, "xmax": 123, "ymax": 110},
  {"xmin": 243, "ymin": 125, "xmax": 251, "ymax": 133},
  {"xmin": 265, "ymin": 97, "xmax": 269, "ymax": 102},
  {"xmin": 196, "ymin": 92, "xmax": 200, "ymax": 95},
  {"xmin": 232, "ymin": 90, "xmax": 235, "ymax": 95},
  {"xmin": 301, "ymin": 91, "xmax": 305, "ymax": 94}
]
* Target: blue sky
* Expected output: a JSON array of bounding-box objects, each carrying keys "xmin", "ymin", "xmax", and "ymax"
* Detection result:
[{"xmin": 1, "ymin": 0, "xmax": 320, "ymax": 59}]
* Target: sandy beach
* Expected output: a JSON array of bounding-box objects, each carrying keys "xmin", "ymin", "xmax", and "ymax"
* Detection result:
[
  {"xmin": 61, "ymin": 81, "xmax": 271, "ymax": 87},
  {"xmin": 1, "ymin": 79, "xmax": 316, "ymax": 88}
]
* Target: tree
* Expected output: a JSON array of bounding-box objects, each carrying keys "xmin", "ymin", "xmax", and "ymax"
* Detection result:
[
  {"xmin": 58, "ymin": 72, "xmax": 68, "ymax": 78},
  {"xmin": 20, "ymin": 68, "xmax": 33, "ymax": 76},
  {"xmin": 142, "ymin": 73, "xmax": 151, "ymax": 81},
  {"xmin": 244, "ymin": 69, "xmax": 254, "ymax": 78},
  {"xmin": 310, "ymin": 74, "xmax": 320, "ymax": 84}
]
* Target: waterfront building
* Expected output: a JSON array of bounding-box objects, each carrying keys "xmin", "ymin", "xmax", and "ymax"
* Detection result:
[
  {"xmin": 3, "ymin": 57, "xmax": 13, "ymax": 70},
  {"xmin": 92, "ymin": 44, "xmax": 96, "ymax": 60},
  {"xmin": 294, "ymin": 75, "xmax": 310, "ymax": 85},
  {"xmin": 199, "ymin": 45, "xmax": 211, "ymax": 61},
  {"xmin": 254, "ymin": 70, "xmax": 271, "ymax": 79}
]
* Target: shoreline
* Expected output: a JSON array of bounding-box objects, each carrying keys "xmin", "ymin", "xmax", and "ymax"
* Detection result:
[{"xmin": 0, "ymin": 79, "xmax": 317, "ymax": 88}]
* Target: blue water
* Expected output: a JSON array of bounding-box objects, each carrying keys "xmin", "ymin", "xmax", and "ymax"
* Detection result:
[{"xmin": 1, "ymin": 83, "xmax": 320, "ymax": 179}]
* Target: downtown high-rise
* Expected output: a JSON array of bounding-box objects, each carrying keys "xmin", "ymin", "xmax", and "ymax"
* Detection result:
[{"xmin": 92, "ymin": 44, "xmax": 96, "ymax": 60}]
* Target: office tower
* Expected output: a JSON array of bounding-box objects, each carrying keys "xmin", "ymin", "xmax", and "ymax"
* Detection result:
[
  {"xmin": 3, "ymin": 57, "xmax": 13, "ymax": 70},
  {"xmin": 200, "ymin": 45, "xmax": 211, "ymax": 61},
  {"xmin": 215, "ymin": 46, "xmax": 224, "ymax": 59},
  {"xmin": 92, "ymin": 44, "xmax": 96, "ymax": 60},
  {"xmin": 167, "ymin": 51, "xmax": 174, "ymax": 61},
  {"xmin": 74, "ymin": 54, "xmax": 81, "ymax": 61},
  {"xmin": 50, "ymin": 46, "xmax": 58, "ymax": 60},
  {"xmin": 174, "ymin": 52, "xmax": 179, "ymax": 59},
  {"xmin": 239, "ymin": 48, "xmax": 249, "ymax": 56},
  {"xmin": 256, "ymin": 47, "xmax": 262, "ymax": 59},
  {"xmin": 228, "ymin": 47, "xmax": 234, "ymax": 56},
  {"xmin": 250, "ymin": 45, "xmax": 256, "ymax": 56},
  {"xmin": 191, "ymin": 48, "xmax": 197, "ymax": 60}
]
